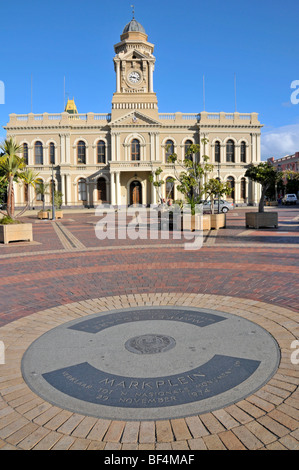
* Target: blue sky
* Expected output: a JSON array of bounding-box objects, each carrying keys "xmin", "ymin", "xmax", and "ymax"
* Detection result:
[{"xmin": 1, "ymin": 0, "xmax": 299, "ymax": 159}]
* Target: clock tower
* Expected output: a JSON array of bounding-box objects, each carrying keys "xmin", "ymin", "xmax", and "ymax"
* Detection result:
[{"xmin": 111, "ymin": 16, "xmax": 158, "ymax": 119}]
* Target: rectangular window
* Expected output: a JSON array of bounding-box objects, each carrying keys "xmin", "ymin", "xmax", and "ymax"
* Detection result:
[{"xmin": 49, "ymin": 143, "xmax": 55, "ymax": 164}]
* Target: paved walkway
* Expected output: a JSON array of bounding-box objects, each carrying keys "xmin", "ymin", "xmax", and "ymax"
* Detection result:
[{"xmin": 0, "ymin": 207, "xmax": 298, "ymax": 450}]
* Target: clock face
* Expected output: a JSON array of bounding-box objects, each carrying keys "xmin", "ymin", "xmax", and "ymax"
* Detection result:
[{"xmin": 128, "ymin": 71, "xmax": 141, "ymax": 84}]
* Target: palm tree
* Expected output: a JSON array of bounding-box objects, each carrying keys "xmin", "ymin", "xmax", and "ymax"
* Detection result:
[
  {"xmin": 35, "ymin": 180, "xmax": 50, "ymax": 211},
  {"xmin": 0, "ymin": 138, "xmax": 25, "ymax": 218},
  {"xmin": 18, "ymin": 168, "xmax": 40, "ymax": 217}
]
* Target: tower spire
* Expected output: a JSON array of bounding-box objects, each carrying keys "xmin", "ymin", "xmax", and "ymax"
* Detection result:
[{"xmin": 131, "ymin": 4, "xmax": 135, "ymax": 19}]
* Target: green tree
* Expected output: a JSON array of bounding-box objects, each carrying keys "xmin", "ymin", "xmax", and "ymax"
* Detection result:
[
  {"xmin": 148, "ymin": 167, "xmax": 164, "ymax": 203},
  {"xmin": 0, "ymin": 138, "xmax": 26, "ymax": 218},
  {"xmin": 167, "ymin": 139, "xmax": 213, "ymax": 214},
  {"xmin": 53, "ymin": 190, "xmax": 63, "ymax": 209},
  {"xmin": 204, "ymin": 178, "xmax": 232, "ymax": 214},
  {"xmin": 18, "ymin": 168, "xmax": 40, "ymax": 216},
  {"xmin": 283, "ymin": 170, "xmax": 299, "ymax": 195},
  {"xmin": 245, "ymin": 163, "xmax": 283, "ymax": 213},
  {"xmin": 35, "ymin": 181, "xmax": 50, "ymax": 211}
]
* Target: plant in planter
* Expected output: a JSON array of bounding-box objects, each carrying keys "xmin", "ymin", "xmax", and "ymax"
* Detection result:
[
  {"xmin": 160, "ymin": 140, "xmax": 213, "ymax": 231},
  {"xmin": 203, "ymin": 178, "xmax": 232, "ymax": 228},
  {"xmin": 35, "ymin": 180, "xmax": 50, "ymax": 219},
  {"xmin": 51, "ymin": 190, "xmax": 63, "ymax": 219},
  {"xmin": 244, "ymin": 162, "xmax": 283, "ymax": 228},
  {"xmin": 0, "ymin": 138, "xmax": 39, "ymax": 243},
  {"xmin": 167, "ymin": 140, "xmax": 213, "ymax": 213}
]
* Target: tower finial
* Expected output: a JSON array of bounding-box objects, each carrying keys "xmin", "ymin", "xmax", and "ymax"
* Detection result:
[{"xmin": 131, "ymin": 4, "xmax": 135, "ymax": 19}]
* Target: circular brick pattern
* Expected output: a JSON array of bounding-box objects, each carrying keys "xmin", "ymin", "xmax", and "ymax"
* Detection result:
[
  {"xmin": 21, "ymin": 306, "xmax": 280, "ymax": 421},
  {"xmin": 0, "ymin": 293, "xmax": 298, "ymax": 450}
]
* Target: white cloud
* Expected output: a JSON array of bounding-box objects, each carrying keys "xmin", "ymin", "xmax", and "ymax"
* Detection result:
[{"xmin": 261, "ymin": 123, "xmax": 299, "ymax": 160}]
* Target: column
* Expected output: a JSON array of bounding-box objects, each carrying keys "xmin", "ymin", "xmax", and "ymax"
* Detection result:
[
  {"xmin": 220, "ymin": 144, "xmax": 225, "ymax": 163},
  {"xmin": 44, "ymin": 146, "xmax": 49, "ymax": 166},
  {"xmin": 256, "ymin": 134, "xmax": 261, "ymax": 162},
  {"xmin": 110, "ymin": 172, "xmax": 116, "ymax": 206},
  {"xmin": 155, "ymin": 132, "xmax": 160, "ymax": 161},
  {"xmin": 115, "ymin": 171, "xmax": 121, "ymax": 206},
  {"xmin": 149, "ymin": 62, "xmax": 153, "ymax": 93},
  {"xmin": 235, "ymin": 180, "xmax": 241, "ymax": 204},
  {"xmin": 65, "ymin": 135, "xmax": 71, "ymax": 164},
  {"xmin": 149, "ymin": 133, "xmax": 153, "ymax": 162},
  {"xmin": 28, "ymin": 145, "xmax": 33, "ymax": 166},
  {"xmin": 251, "ymin": 133, "xmax": 257, "ymax": 163},
  {"xmin": 66, "ymin": 174, "xmax": 71, "ymax": 206},
  {"xmin": 111, "ymin": 133, "xmax": 116, "ymax": 162},
  {"xmin": 235, "ymin": 144, "xmax": 241, "ymax": 163},
  {"xmin": 60, "ymin": 134, "xmax": 66, "ymax": 164},
  {"xmin": 61, "ymin": 174, "xmax": 66, "ymax": 205},
  {"xmin": 116, "ymin": 133, "xmax": 121, "ymax": 161},
  {"xmin": 116, "ymin": 60, "xmax": 121, "ymax": 93}
]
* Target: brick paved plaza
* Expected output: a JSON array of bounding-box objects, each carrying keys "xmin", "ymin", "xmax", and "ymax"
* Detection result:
[{"xmin": 0, "ymin": 206, "xmax": 298, "ymax": 450}]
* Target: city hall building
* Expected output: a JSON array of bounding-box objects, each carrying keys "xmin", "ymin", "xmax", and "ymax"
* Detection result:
[{"xmin": 5, "ymin": 17, "xmax": 263, "ymax": 208}]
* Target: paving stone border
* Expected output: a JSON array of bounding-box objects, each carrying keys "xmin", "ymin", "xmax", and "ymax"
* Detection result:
[{"xmin": 0, "ymin": 292, "xmax": 298, "ymax": 450}]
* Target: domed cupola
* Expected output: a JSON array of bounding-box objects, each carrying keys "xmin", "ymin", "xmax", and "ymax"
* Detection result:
[
  {"xmin": 122, "ymin": 18, "xmax": 146, "ymax": 35},
  {"xmin": 120, "ymin": 13, "xmax": 148, "ymax": 41}
]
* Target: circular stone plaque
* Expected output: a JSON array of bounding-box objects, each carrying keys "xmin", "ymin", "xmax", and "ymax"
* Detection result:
[{"xmin": 21, "ymin": 306, "xmax": 280, "ymax": 420}]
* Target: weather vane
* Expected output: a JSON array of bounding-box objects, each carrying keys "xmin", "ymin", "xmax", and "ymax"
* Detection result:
[{"xmin": 131, "ymin": 5, "xmax": 135, "ymax": 19}]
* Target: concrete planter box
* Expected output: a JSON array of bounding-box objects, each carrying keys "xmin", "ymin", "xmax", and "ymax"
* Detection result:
[
  {"xmin": 210, "ymin": 213, "xmax": 226, "ymax": 229},
  {"xmin": 0, "ymin": 223, "xmax": 33, "ymax": 244},
  {"xmin": 160, "ymin": 211, "xmax": 208, "ymax": 232},
  {"xmin": 246, "ymin": 212, "xmax": 278, "ymax": 229},
  {"xmin": 202, "ymin": 215, "xmax": 211, "ymax": 231},
  {"xmin": 38, "ymin": 210, "xmax": 49, "ymax": 219},
  {"xmin": 182, "ymin": 214, "xmax": 211, "ymax": 231},
  {"xmin": 50, "ymin": 210, "xmax": 63, "ymax": 219}
]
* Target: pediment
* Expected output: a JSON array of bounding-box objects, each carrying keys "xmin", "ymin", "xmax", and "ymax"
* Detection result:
[
  {"xmin": 120, "ymin": 49, "xmax": 150, "ymax": 61},
  {"xmin": 109, "ymin": 111, "xmax": 161, "ymax": 127}
]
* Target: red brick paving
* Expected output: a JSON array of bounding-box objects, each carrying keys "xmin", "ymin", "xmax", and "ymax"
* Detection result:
[{"xmin": 0, "ymin": 206, "xmax": 298, "ymax": 450}]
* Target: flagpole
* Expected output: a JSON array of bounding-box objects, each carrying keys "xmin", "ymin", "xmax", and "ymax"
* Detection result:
[
  {"xmin": 203, "ymin": 74, "xmax": 205, "ymax": 111},
  {"xmin": 234, "ymin": 73, "xmax": 237, "ymax": 112}
]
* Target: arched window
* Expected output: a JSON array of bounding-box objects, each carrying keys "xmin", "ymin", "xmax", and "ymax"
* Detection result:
[
  {"xmin": 226, "ymin": 140, "xmax": 235, "ymax": 163},
  {"xmin": 23, "ymin": 143, "xmax": 28, "ymax": 165},
  {"xmin": 166, "ymin": 177, "xmax": 175, "ymax": 200},
  {"xmin": 131, "ymin": 139, "xmax": 140, "ymax": 161},
  {"xmin": 34, "ymin": 141, "xmax": 43, "ymax": 165},
  {"xmin": 227, "ymin": 176, "xmax": 235, "ymax": 200},
  {"xmin": 78, "ymin": 178, "xmax": 87, "ymax": 201},
  {"xmin": 241, "ymin": 177, "xmax": 246, "ymax": 200},
  {"xmin": 240, "ymin": 142, "xmax": 246, "ymax": 163},
  {"xmin": 165, "ymin": 140, "xmax": 174, "ymax": 161},
  {"xmin": 77, "ymin": 141, "xmax": 86, "ymax": 164},
  {"xmin": 184, "ymin": 139, "xmax": 193, "ymax": 160},
  {"xmin": 97, "ymin": 140, "xmax": 106, "ymax": 164},
  {"xmin": 97, "ymin": 177, "xmax": 107, "ymax": 201},
  {"xmin": 35, "ymin": 178, "xmax": 43, "ymax": 201},
  {"xmin": 214, "ymin": 141, "xmax": 221, "ymax": 163},
  {"xmin": 49, "ymin": 142, "xmax": 55, "ymax": 165}
]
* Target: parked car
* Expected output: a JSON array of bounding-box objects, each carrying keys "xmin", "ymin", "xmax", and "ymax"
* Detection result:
[
  {"xmin": 202, "ymin": 199, "xmax": 234, "ymax": 213},
  {"xmin": 282, "ymin": 194, "xmax": 297, "ymax": 205}
]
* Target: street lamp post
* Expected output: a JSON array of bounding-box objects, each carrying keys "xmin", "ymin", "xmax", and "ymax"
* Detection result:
[
  {"xmin": 51, "ymin": 165, "xmax": 55, "ymax": 221},
  {"xmin": 217, "ymin": 161, "xmax": 220, "ymax": 214}
]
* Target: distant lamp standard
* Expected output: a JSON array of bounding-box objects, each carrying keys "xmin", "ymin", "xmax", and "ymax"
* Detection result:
[
  {"xmin": 51, "ymin": 164, "xmax": 55, "ymax": 221},
  {"xmin": 217, "ymin": 161, "xmax": 220, "ymax": 214}
]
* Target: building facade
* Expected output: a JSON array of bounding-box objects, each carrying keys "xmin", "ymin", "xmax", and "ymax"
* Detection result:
[{"xmin": 5, "ymin": 17, "xmax": 263, "ymax": 208}]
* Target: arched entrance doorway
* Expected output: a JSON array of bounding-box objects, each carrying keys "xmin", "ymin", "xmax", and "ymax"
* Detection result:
[{"xmin": 130, "ymin": 180, "xmax": 142, "ymax": 205}]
